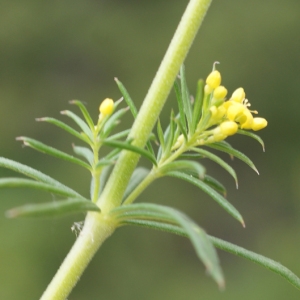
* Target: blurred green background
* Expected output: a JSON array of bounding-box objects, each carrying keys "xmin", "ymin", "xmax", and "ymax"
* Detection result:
[{"xmin": 1, "ymin": 0, "xmax": 300, "ymax": 299}]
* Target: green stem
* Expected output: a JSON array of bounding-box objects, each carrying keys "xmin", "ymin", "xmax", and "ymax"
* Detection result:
[
  {"xmin": 123, "ymin": 138, "xmax": 199, "ymax": 207},
  {"xmin": 90, "ymin": 132, "xmax": 100, "ymax": 203},
  {"xmin": 41, "ymin": 1, "xmax": 213, "ymax": 298},
  {"xmin": 40, "ymin": 212, "xmax": 116, "ymax": 300},
  {"xmin": 160, "ymin": 143, "xmax": 188, "ymax": 166},
  {"xmin": 122, "ymin": 170, "xmax": 158, "ymax": 206},
  {"xmin": 98, "ymin": 0, "xmax": 213, "ymax": 212},
  {"xmin": 92, "ymin": 172, "xmax": 100, "ymax": 203}
]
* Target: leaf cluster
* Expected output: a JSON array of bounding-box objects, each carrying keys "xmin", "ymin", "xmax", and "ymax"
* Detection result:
[{"xmin": 0, "ymin": 67, "xmax": 299, "ymax": 290}]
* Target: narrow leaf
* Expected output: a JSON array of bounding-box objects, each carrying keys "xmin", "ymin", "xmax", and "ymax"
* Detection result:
[
  {"xmin": 167, "ymin": 171, "xmax": 245, "ymax": 226},
  {"xmin": 107, "ymin": 129, "xmax": 131, "ymax": 141},
  {"xmin": 95, "ymin": 159, "xmax": 115, "ymax": 172},
  {"xmin": 210, "ymin": 235, "xmax": 300, "ymax": 291},
  {"xmin": 179, "ymin": 153, "xmax": 205, "ymax": 159},
  {"xmin": 180, "ymin": 65, "xmax": 193, "ymax": 130},
  {"xmin": 157, "ymin": 119, "xmax": 165, "ymax": 151},
  {"xmin": 159, "ymin": 160, "xmax": 205, "ymax": 179},
  {"xmin": 105, "ymin": 148, "xmax": 122, "ymax": 161},
  {"xmin": 69, "ymin": 100, "xmax": 95, "ymax": 130},
  {"xmin": 101, "ymin": 139, "xmax": 157, "ymax": 166},
  {"xmin": 0, "ymin": 178, "xmax": 86, "ymax": 199},
  {"xmin": 117, "ymin": 211, "xmax": 176, "ymax": 224},
  {"xmin": 157, "ymin": 112, "xmax": 180, "ymax": 162},
  {"xmin": 16, "ymin": 137, "xmax": 92, "ymax": 171},
  {"xmin": 0, "ymin": 157, "xmax": 82, "ymax": 198},
  {"xmin": 203, "ymin": 175, "xmax": 227, "ymax": 197},
  {"xmin": 206, "ymin": 142, "xmax": 259, "ymax": 174},
  {"xmin": 192, "ymin": 147, "xmax": 238, "ymax": 188},
  {"xmin": 36, "ymin": 117, "xmax": 90, "ymax": 143},
  {"xmin": 111, "ymin": 203, "xmax": 224, "ymax": 288},
  {"xmin": 6, "ymin": 198, "xmax": 100, "ymax": 218},
  {"xmin": 237, "ymin": 129, "xmax": 265, "ymax": 151},
  {"xmin": 146, "ymin": 140, "xmax": 155, "ymax": 161},
  {"xmin": 122, "ymin": 167, "xmax": 150, "ymax": 201},
  {"xmin": 122, "ymin": 219, "xmax": 300, "ymax": 291},
  {"xmin": 115, "ymin": 78, "xmax": 138, "ymax": 118},
  {"xmin": 60, "ymin": 110, "xmax": 93, "ymax": 141},
  {"xmin": 174, "ymin": 117, "xmax": 188, "ymax": 141},
  {"xmin": 72, "ymin": 145, "xmax": 94, "ymax": 165},
  {"xmin": 191, "ymin": 79, "xmax": 204, "ymax": 133},
  {"xmin": 164, "ymin": 111, "xmax": 176, "ymax": 156},
  {"xmin": 174, "ymin": 80, "xmax": 187, "ymax": 132},
  {"xmin": 102, "ymin": 107, "xmax": 129, "ymax": 137},
  {"xmin": 121, "ymin": 219, "xmax": 182, "ymax": 233}
]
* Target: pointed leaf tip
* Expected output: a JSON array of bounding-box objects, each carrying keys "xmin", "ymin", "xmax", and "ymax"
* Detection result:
[
  {"xmin": 35, "ymin": 117, "xmax": 45, "ymax": 122},
  {"xmin": 16, "ymin": 136, "xmax": 27, "ymax": 145}
]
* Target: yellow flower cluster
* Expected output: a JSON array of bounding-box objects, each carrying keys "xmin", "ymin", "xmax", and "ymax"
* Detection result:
[{"xmin": 205, "ymin": 70, "xmax": 267, "ymax": 143}]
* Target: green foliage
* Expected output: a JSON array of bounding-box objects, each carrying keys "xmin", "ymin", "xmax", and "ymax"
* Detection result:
[
  {"xmin": 0, "ymin": 63, "xmax": 299, "ymax": 295},
  {"xmin": 111, "ymin": 203, "xmax": 224, "ymax": 288}
]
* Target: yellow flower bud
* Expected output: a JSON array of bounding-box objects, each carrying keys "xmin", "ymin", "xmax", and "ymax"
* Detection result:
[
  {"xmin": 220, "ymin": 121, "xmax": 238, "ymax": 136},
  {"xmin": 213, "ymin": 86, "xmax": 228, "ymax": 100},
  {"xmin": 231, "ymin": 88, "xmax": 245, "ymax": 103},
  {"xmin": 251, "ymin": 117, "xmax": 268, "ymax": 131},
  {"xmin": 208, "ymin": 126, "xmax": 227, "ymax": 143},
  {"xmin": 206, "ymin": 70, "xmax": 221, "ymax": 90},
  {"xmin": 99, "ymin": 98, "xmax": 114, "ymax": 116},
  {"xmin": 206, "ymin": 134, "xmax": 226, "ymax": 144}
]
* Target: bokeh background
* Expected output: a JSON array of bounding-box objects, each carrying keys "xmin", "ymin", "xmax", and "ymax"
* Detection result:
[{"xmin": 1, "ymin": 0, "xmax": 300, "ymax": 299}]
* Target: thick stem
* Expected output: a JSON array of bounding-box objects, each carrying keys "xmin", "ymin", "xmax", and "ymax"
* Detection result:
[
  {"xmin": 98, "ymin": 0, "xmax": 213, "ymax": 212},
  {"xmin": 40, "ymin": 212, "xmax": 116, "ymax": 300}
]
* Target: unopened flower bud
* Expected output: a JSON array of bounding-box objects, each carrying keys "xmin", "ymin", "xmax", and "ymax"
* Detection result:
[
  {"xmin": 220, "ymin": 121, "xmax": 238, "ymax": 136},
  {"xmin": 213, "ymin": 86, "xmax": 227, "ymax": 100},
  {"xmin": 251, "ymin": 117, "xmax": 268, "ymax": 131},
  {"xmin": 99, "ymin": 98, "xmax": 114, "ymax": 116},
  {"xmin": 231, "ymin": 88, "xmax": 245, "ymax": 103},
  {"xmin": 209, "ymin": 126, "xmax": 227, "ymax": 142},
  {"xmin": 206, "ymin": 70, "xmax": 221, "ymax": 90}
]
